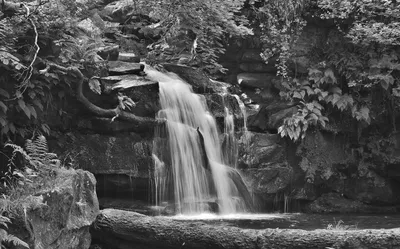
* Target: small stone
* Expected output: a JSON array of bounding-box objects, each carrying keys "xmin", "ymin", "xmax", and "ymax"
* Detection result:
[
  {"xmin": 108, "ymin": 61, "xmax": 145, "ymax": 75},
  {"xmin": 118, "ymin": 52, "xmax": 140, "ymax": 63}
]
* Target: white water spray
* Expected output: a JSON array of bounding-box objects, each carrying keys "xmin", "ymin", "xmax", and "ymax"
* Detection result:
[{"xmin": 147, "ymin": 68, "xmax": 248, "ymax": 214}]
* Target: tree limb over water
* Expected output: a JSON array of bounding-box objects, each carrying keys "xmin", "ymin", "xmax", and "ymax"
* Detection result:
[
  {"xmin": 92, "ymin": 209, "xmax": 400, "ymax": 249},
  {"xmin": 43, "ymin": 63, "xmax": 162, "ymax": 130}
]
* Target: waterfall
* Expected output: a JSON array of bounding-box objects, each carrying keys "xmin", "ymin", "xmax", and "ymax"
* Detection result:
[
  {"xmin": 147, "ymin": 68, "xmax": 251, "ymax": 215},
  {"xmin": 222, "ymin": 94, "xmax": 238, "ymax": 168},
  {"xmin": 233, "ymin": 94, "xmax": 251, "ymax": 147}
]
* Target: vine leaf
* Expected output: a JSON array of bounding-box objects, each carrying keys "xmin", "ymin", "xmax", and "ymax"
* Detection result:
[
  {"xmin": 18, "ymin": 99, "xmax": 31, "ymax": 119},
  {"xmin": 0, "ymin": 101, "xmax": 7, "ymax": 113},
  {"xmin": 88, "ymin": 78, "xmax": 101, "ymax": 95},
  {"xmin": 0, "ymin": 88, "xmax": 10, "ymax": 98}
]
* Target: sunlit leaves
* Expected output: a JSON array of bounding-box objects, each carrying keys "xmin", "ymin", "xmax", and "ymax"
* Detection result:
[{"xmin": 89, "ymin": 78, "xmax": 101, "ymax": 95}]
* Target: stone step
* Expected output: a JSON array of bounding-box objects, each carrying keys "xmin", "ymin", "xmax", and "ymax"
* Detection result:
[
  {"xmin": 237, "ymin": 73, "xmax": 278, "ymax": 88},
  {"xmin": 108, "ymin": 61, "xmax": 144, "ymax": 75},
  {"xmin": 98, "ymin": 45, "xmax": 119, "ymax": 61},
  {"xmin": 239, "ymin": 62, "xmax": 276, "ymax": 73},
  {"xmin": 118, "ymin": 52, "xmax": 140, "ymax": 63},
  {"xmin": 100, "ymin": 75, "xmax": 158, "ymax": 93}
]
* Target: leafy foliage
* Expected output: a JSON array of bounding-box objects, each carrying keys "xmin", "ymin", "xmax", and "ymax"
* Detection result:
[
  {"xmin": 0, "ymin": 215, "xmax": 29, "ymax": 248},
  {"xmin": 278, "ymin": 65, "xmax": 370, "ymax": 141},
  {"xmin": 137, "ymin": 0, "xmax": 253, "ymax": 74},
  {"xmin": 2, "ymin": 135, "xmax": 59, "ymax": 188}
]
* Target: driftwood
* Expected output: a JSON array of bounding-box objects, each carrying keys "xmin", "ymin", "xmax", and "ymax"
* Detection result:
[
  {"xmin": 92, "ymin": 209, "xmax": 400, "ymax": 249},
  {"xmin": 44, "ymin": 63, "xmax": 161, "ymax": 130}
]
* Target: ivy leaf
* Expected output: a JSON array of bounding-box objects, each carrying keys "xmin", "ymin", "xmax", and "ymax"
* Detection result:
[
  {"xmin": 393, "ymin": 87, "xmax": 400, "ymax": 97},
  {"xmin": 324, "ymin": 68, "xmax": 337, "ymax": 84},
  {"xmin": 0, "ymin": 101, "xmax": 7, "ymax": 113},
  {"xmin": 331, "ymin": 94, "xmax": 341, "ymax": 105},
  {"xmin": 0, "ymin": 116, "xmax": 6, "ymax": 127},
  {"xmin": 0, "ymin": 88, "xmax": 10, "ymax": 98},
  {"xmin": 41, "ymin": 124, "xmax": 50, "ymax": 135},
  {"xmin": 89, "ymin": 78, "xmax": 102, "ymax": 95},
  {"xmin": 360, "ymin": 106, "xmax": 370, "ymax": 124},
  {"xmin": 9, "ymin": 122, "xmax": 15, "ymax": 134},
  {"xmin": 312, "ymin": 101, "xmax": 323, "ymax": 110},
  {"xmin": 380, "ymin": 75, "xmax": 394, "ymax": 90},
  {"xmin": 32, "ymin": 99, "xmax": 43, "ymax": 111},
  {"xmin": 329, "ymin": 86, "xmax": 342, "ymax": 94},
  {"xmin": 293, "ymin": 92, "xmax": 302, "ymax": 99},
  {"xmin": 303, "ymin": 86, "xmax": 314, "ymax": 96},
  {"xmin": 18, "ymin": 99, "xmax": 31, "ymax": 119},
  {"xmin": 27, "ymin": 105, "xmax": 37, "ymax": 119}
]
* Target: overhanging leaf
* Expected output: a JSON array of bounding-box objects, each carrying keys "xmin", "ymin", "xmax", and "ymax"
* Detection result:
[{"xmin": 88, "ymin": 78, "xmax": 101, "ymax": 95}]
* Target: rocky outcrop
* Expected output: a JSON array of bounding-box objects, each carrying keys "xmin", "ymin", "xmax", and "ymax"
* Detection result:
[
  {"xmin": 307, "ymin": 193, "xmax": 399, "ymax": 214},
  {"xmin": 10, "ymin": 169, "xmax": 99, "ymax": 249}
]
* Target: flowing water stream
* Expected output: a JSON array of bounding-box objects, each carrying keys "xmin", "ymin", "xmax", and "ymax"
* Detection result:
[{"xmin": 146, "ymin": 68, "xmax": 251, "ymax": 215}]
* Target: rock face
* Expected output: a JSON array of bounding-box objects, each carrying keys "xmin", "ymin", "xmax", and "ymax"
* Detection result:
[{"xmin": 12, "ymin": 169, "xmax": 99, "ymax": 249}]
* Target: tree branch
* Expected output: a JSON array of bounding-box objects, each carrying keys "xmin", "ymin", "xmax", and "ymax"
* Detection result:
[{"xmin": 44, "ymin": 62, "xmax": 163, "ymax": 130}]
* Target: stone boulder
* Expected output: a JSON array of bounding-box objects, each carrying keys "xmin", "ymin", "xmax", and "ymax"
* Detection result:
[
  {"xmin": 239, "ymin": 62, "xmax": 276, "ymax": 73},
  {"xmin": 163, "ymin": 64, "xmax": 230, "ymax": 94},
  {"xmin": 243, "ymin": 166, "xmax": 292, "ymax": 195},
  {"xmin": 100, "ymin": 74, "xmax": 158, "ymax": 94},
  {"xmin": 237, "ymin": 73, "xmax": 278, "ymax": 89},
  {"xmin": 204, "ymin": 93, "xmax": 244, "ymax": 130},
  {"xmin": 11, "ymin": 169, "xmax": 99, "ymax": 249},
  {"xmin": 238, "ymin": 132, "xmax": 286, "ymax": 169},
  {"xmin": 107, "ymin": 61, "xmax": 145, "ymax": 75},
  {"xmin": 247, "ymin": 102, "xmax": 298, "ymax": 131},
  {"xmin": 54, "ymin": 132, "xmax": 153, "ymax": 201},
  {"xmin": 306, "ymin": 193, "xmax": 398, "ymax": 214},
  {"xmin": 118, "ymin": 52, "xmax": 140, "ymax": 63},
  {"xmin": 56, "ymin": 133, "xmax": 152, "ymax": 177}
]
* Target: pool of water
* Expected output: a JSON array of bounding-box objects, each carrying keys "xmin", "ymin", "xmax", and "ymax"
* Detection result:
[{"xmin": 166, "ymin": 213, "xmax": 400, "ymax": 230}]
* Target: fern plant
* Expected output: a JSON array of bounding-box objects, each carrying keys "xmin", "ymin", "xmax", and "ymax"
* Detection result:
[
  {"xmin": 5, "ymin": 135, "xmax": 60, "ymax": 170},
  {"xmin": 0, "ymin": 215, "xmax": 29, "ymax": 249}
]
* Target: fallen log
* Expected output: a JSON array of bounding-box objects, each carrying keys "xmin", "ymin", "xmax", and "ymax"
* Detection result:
[{"xmin": 91, "ymin": 209, "xmax": 400, "ymax": 249}]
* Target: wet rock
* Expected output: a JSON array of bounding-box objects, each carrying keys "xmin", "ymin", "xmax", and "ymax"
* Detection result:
[
  {"xmin": 343, "ymin": 173, "xmax": 400, "ymax": 205},
  {"xmin": 306, "ymin": 193, "xmax": 398, "ymax": 214},
  {"xmin": 56, "ymin": 132, "xmax": 153, "ymax": 177},
  {"xmin": 16, "ymin": 169, "xmax": 99, "ymax": 249},
  {"xmin": 118, "ymin": 52, "xmax": 140, "ymax": 63},
  {"xmin": 243, "ymin": 166, "xmax": 292, "ymax": 195},
  {"xmin": 241, "ymin": 49, "xmax": 264, "ymax": 62},
  {"xmin": 237, "ymin": 73, "xmax": 278, "ymax": 89},
  {"xmin": 100, "ymin": 75, "xmax": 158, "ymax": 93},
  {"xmin": 77, "ymin": 18, "xmax": 101, "ymax": 36},
  {"xmin": 102, "ymin": 0, "xmax": 135, "ymax": 23},
  {"xmin": 238, "ymin": 132, "xmax": 286, "ymax": 169},
  {"xmin": 239, "ymin": 62, "xmax": 276, "ymax": 73},
  {"xmin": 98, "ymin": 45, "xmax": 119, "ymax": 61},
  {"xmin": 163, "ymin": 64, "xmax": 229, "ymax": 94},
  {"xmin": 247, "ymin": 103, "xmax": 298, "ymax": 131},
  {"xmin": 204, "ymin": 93, "xmax": 243, "ymax": 130},
  {"xmin": 268, "ymin": 106, "xmax": 298, "ymax": 128},
  {"xmin": 107, "ymin": 61, "xmax": 144, "ymax": 75}
]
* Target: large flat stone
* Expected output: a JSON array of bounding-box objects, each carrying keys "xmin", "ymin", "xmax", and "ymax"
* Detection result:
[
  {"xmin": 108, "ymin": 61, "xmax": 145, "ymax": 75},
  {"xmin": 241, "ymin": 49, "xmax": 264, "ymax": 62},
  {"xmin": 118, "ymin": 52, "xmax": 140, "ymax": 63},
  {"xmin": 239, "ymin": 62, "xmax": 276, "ymax": 73},
  {"xmin": 237, "ymin": 73, "xmax": 278, "ymax": 88},
  {"xmin": 56, "ymin": 133, "xmax": 153, "ymax": 177},
  {"xmin": 163, "ymin": 63, "xmax": 227, "ymax": 93},
  {"xmin": 100, "ymin": 75, "xmax": 158, "ymax": 93}
]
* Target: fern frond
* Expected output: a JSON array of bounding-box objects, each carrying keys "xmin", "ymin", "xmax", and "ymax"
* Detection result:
[{"xmin": 3, "ymin": 234, "xmax": 30, "ymax": 248}]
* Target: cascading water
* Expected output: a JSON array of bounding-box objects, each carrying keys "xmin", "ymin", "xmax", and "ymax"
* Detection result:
[{"xmin": 147, "ymin": 68, "xmax": 251, "ymax": 215}]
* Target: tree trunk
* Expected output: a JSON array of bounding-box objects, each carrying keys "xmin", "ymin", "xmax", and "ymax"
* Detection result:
[{"xmin": 91, "ymin": 209, "xmax": 400, "ymax": 249}]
